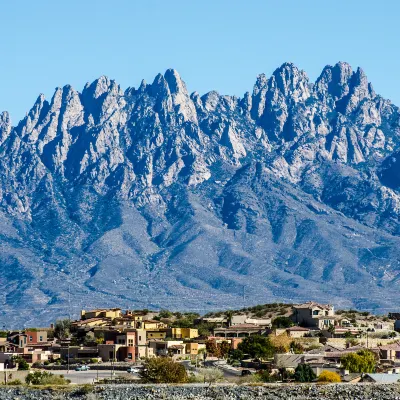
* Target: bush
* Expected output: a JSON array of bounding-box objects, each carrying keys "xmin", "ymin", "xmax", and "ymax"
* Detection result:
[
  {"xmin": 318, "ymin": 370, "xmax": 341, "ymax": 383},
  {"xmin": 26, "ymin": 371, "xmax": 70, "ymax": 385},
  {"xmin": 139, "ymin": 358, "xmax": 188, "ymax": 383},
  {"xmin": 5, "ymin": 379, "xmax": 22, "ymax": 385},
  {"xmin": 294, "ymin": 364, "xmax": 316, "ymax": 382},
  {"xmin": 17, "ymin": 359, "xmax": 30, "ymax": 370},
  {"xmin": 189, "ymin": 368, "xmax": 224, "ymax": 384},
  {"xmin": 272, "ymin": 317, "xmax": 294, "ymax": 329}
]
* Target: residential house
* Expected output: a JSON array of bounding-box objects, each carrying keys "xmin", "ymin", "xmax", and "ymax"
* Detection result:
[
  {"xmin": 142, "ymin": 320, "xmax": 167, "ymax": 330},
  {"xmin": 286, "ymin": 326, "xmax": 310, "ymax": 338},
  {"xmin": 146, "ymin": 331, "xmax": 167, "ymax": 340},
  {"xmin": 60, "ymin": 346, "xmax": 99, "ymax": 361},
  {"xmin": 230, "ymin": 315, "xmax": 271, "ymax": 327},
  {"xmin": 213, "ymin": 324, "xmax": 267, "ymax": 338},
  {"xmin": 72, "ymin": 318, "xmax": 111, "ymax": 329},
  {"xmin": 361, "ymin": 373, "xmax": 400, "ymax": 384},
  {"xmin": 292, "ymin": 302, "xmax": 335, "ymax": 329},
  {"xmin": 81, "ymin": 308, "xmax": 122, "ymax": 320},
  {"xmin": 185, "ymin": 342, "xmax": 206, "ymax": 356},
  {"xmin": 379, "ymin": 343, "xmax": 400, "ymax": 363},
  {"xmin": 8, "ymin": 332, "xmax": 28, "ymax": 348},
  {"xmin": 25, "ymin": 330, "xmax": 48, "ymax": 345},
  {"xmin": 148, "ymin": 340, "xmax": 186, "ymax": 358},
  {"xmin": 166, "ymin": 328, "xmax": 199, "ymax": 339}
]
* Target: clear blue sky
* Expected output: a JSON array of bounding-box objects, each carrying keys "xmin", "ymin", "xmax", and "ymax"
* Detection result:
[{"xmin": 1, "ymin": 0, "xmax": 399, "ymax": 123}]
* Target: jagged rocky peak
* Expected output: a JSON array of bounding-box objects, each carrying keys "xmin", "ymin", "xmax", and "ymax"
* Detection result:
[
  {"xmin": 0, "ymin": 111, "xmax": 11, "ymax": 144},
  {"xmin": 315, "ymin": 62, "xmax": 375, "ymax": 112},
  {"xmin": 270, "ymin": 62, "xmax": 311, "ymax": 102}
]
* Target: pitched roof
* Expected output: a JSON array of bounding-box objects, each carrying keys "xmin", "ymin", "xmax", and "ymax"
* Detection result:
[
  {"xmin": 287, "ymin": 327, "xmax": 309, "ymax": 331},
  {"xmin": 378, "ymin": 342, "xmax": 400, "ymax": 351},
  {"xmin": 294, "ymin": 301, "xmax": 332, "ymax": 310},
  {"xmin": 364, "ymin": 374, "xmax": 400, "ymax": 383}
]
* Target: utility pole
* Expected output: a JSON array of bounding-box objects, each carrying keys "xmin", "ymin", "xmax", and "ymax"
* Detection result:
[
  {"xmin": 67, "ymin": 345, "xmax": 70, "ymax": 374},
  {"xmin": 68, "ymin": 286, "xmax": 71, "ymax": 321}
]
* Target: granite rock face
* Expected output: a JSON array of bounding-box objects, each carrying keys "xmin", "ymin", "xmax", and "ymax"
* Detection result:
[{"xmin": 1, "ymin": 62, "xmax": 400, "ymax": 326}]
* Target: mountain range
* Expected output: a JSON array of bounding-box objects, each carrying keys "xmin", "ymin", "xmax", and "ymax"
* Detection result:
[{"xmin": 1, "ymin": 62, "xmax": 400, "ymax": 327}]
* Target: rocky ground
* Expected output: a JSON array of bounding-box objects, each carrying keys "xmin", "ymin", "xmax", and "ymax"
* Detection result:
[{"xmin": 1, "ymin": 384, "xmax": 400, "ymax": 400}]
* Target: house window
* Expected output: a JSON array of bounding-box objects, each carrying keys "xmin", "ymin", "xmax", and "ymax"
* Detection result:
[
  {"xmin": 128, "ymin": 339, "xmax": 134, "ymax": 346},
  {"xmin": 313, "ymin": 310, "xmax": 320, "ymax": 316},
  {"xmin": 139, "ymin": 336, "xmax": 142, "ymax": 341},
  {"xmin": 396, "ymin": 351, "xmax": 400, "ymax": 359},
  {"xmin": 39, "ymin": 336, "xmax": 43, "ymax": 342},
  {"xmin": 29, "ymin": 336, "xmax": 33, "ymax": 341}
]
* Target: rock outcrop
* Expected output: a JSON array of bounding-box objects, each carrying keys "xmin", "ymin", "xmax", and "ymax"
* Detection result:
[{"xmin": 1, "ymin": 62, "xmax": 400, "ymax": 326}]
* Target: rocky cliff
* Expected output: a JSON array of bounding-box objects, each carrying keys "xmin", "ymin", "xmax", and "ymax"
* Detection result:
[{"xmin": 1, "ymin": 62, "xmax": 400, "ymax": 326}]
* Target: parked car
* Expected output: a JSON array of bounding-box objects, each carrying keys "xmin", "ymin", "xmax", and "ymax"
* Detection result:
[
  {"xmin": 241, "ymin": 369, "xmax": 252, "ymax": 376},
  {"xmin": 127, "ymin": 367, "xmax": 140, "ymax": 373},
  {"xmin": 75, "ymin": 365, "xmax": 90, "ymax": 371}
]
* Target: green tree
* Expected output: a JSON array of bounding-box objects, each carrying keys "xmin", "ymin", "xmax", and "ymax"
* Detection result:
[
  {"xmin": 206, "ymin": 340, "xmax": 220, "ymax": 357},
  {"xmin": 54, "ymin": 319, "xmax": 72, "ymax": 340},
  {"xmin": 238, "ymin": 335, "xmax": 276, "ymax": 359},
  {"xmin": 218, "ymin": 341, "xmax": 231, "ymax": 359},
  {"xmin": 225, "ymin": 311, "xmax": 234, "ymax": 326},
  {"xmin": 341, "ymin": 350, "xmax": 376, "ymax": 373},
  {"xmin": 17, "ymin": 358, "xmax": 30, "ymax": 370},
  {"xmin": 272, "ymin": 317, "xmax": 294, "ymax": 329},
  {"xmin": 328, "ymin": 325, "xmax": 335, "ymax": 335},
  {"xmin": 290, "ymin": 341, "xmax": 304, "ymax": 354},
  {"xmin": 158, "ymin": 309, "xmax": 172, "ymax": 319},
  {"xmin": 294, "ymin": 364, "xmax": 316, "ymax": 382},
  {"xmin": 229, "ymin": 349, "xmax": 244, "ymax": 361},
  {"xmin": 139, "ymin": 357, "xmax": 188, "ymax": 383}
]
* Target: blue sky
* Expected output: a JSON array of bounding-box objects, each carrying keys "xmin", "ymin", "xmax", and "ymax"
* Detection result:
[{"xmin": 1, "ymin": 0, "xmax": 399, "ymax": 123}]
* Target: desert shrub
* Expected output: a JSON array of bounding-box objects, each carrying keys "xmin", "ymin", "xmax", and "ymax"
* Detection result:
[
  {"xmin": 26, "ymin": 371, "xmax": 70, "ymax": 385},
  {"xmin": 189, "ymin": 368, "xmax": 224, "ymax": 383},
  {"xmin": 5, "ymin": 379, "xmax": 22, "ymax": 385},
  {"xmin": 318, "ymin": 370, "xmax": 341, "ymax": 383},
  {"xmin": 139, "ymin": 357, "xmax": 187, "ymax": 383}
]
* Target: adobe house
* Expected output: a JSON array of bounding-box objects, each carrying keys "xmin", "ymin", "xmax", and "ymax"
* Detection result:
[{"xmin": 25, "ymin": 330, "xmax": 48, "ymax": 344}]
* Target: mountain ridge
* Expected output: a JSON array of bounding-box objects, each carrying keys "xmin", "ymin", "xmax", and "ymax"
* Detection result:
[{"xmin": 1, "ymin": 62, "xmax": 400, "ymax": 327}]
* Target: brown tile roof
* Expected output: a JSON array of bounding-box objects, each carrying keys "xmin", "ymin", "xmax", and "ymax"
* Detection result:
[
  {"xmin": 294, "ymin": 301, "xmax": 333, "ymax": 310},
  {"xmin": 378, "ymin": 342, "xmax": 400, "ymax": 351},
  {"xmin": 287, "ymin": 327, "xmax": 310, "ymax": 331}
]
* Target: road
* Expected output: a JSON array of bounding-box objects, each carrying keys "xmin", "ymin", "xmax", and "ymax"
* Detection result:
[{"xmin": 51, "ymin": 370, "xmax": 139, "ymax": 384}]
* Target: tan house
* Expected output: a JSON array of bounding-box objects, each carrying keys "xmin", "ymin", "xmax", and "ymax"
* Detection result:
[
  {"xmin": 142, "ymin": 320, "xmax": 167, "ymax": 330},
  {"xmin": 292, "ymin": 302, "xmax": 335, "ymax": 329},
  {"xmin": 146, "ymin": 331, "xmax": 167, "ymax": 340},
  {"xmin": 73, "ymin": 318, "xmax": 111, "ymax": 328},
  {"xmin": 148, "ymin": 340, "xmax": 186, "ymax": 358},
  {"xmin": 379, "ymin": 343, "xmax": 400, "ymax": 362},
  {"xmin": 185, "ymin": 342, "xmax": 206, "ymax": 355},
  {"xmin": 81, "ymin": 308, "xmax": 122, "ymax": 320},
  {"xmin": 213, "ymin": 323, "xmax": 267, "ymax": 338},
  {"xmin": 166, "ymin": 328, "xmax": 199, "ymax": 339},
  {"xmin": 286, "ymin": 326, "xmax": 310, "ymax": 338}
]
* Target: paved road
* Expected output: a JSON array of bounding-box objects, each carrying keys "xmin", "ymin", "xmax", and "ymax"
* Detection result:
[{"xmin": 51, "ymin": 370, "xmax": 139, "ymax": 384}]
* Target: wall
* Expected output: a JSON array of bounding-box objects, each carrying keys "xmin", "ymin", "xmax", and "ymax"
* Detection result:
[
  {"xmin": 0, "ymin": 370, "xmax": 30, "ymax": 384},
  {"xmin": 326, "ymin": 337, "xmax": 399, "ymax": 348}
]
